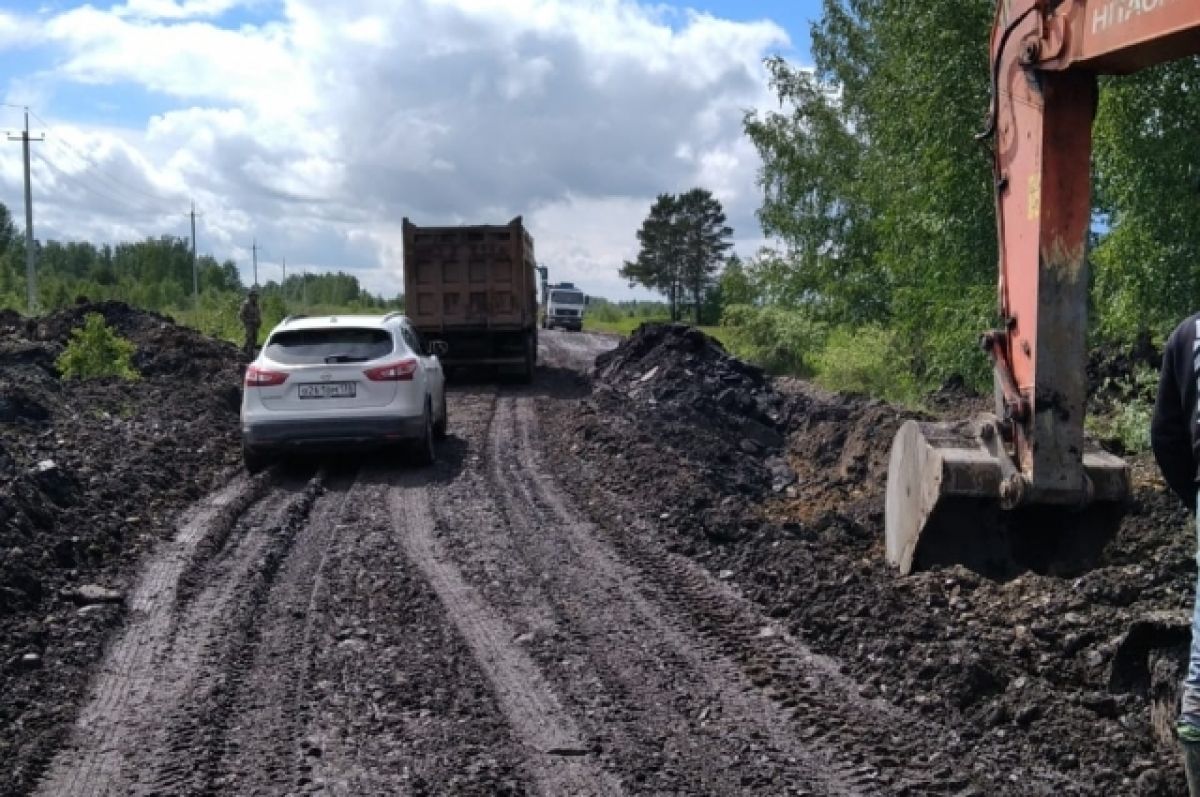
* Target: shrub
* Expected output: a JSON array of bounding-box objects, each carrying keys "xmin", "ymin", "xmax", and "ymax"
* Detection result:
[
  {"xmin": 720, "ymin": 304, "xmax": 825, "ymax": 375},
  {"xmin": 1086, "ymin": 364, "xmax": 1156, "ymax": 454},
  {"xmin": 813, "ymin": 323, "xmax": 921, "ymax": 405},
  {"xmin": 56, "ymin": 313, "xmax": 140, "ymax": 380}
]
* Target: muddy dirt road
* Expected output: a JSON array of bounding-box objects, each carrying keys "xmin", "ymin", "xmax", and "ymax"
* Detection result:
[
  {"xmin": 25, "ymin": 330, "xmax": 959, "ymax": 796},
  {"xmin": 11, "ymin": 321, "xmax": 1186, "ymax": 796}
]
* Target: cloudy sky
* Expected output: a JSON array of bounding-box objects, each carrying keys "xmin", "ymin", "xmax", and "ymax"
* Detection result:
[{"xmin": 0, "ymin": 0, "xmax": 817, "ymax": 299}]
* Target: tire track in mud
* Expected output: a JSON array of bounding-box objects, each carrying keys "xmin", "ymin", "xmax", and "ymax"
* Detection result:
[
  {"xmin": 211, "ymin": 452, "xmax": 532, "ymax": 796},
  {"xmin": 207, "ymin": 468, "xmax": 365, "ymax": 794},
  {"xmin": 34, "ymin": 468, "xmax": 326, "ymax": 797},
  {"xmin": 486, "ymin": 394, "xmax": 866, "ymax": 796},
  {"xmin": 417, "ymin": 387, "xmax": 852, "ymax": 795},
  {"xmin": 507, "ymin": 393, "xmax": 999, "ymax": 795},
  {"xmin": 388, "ymin": 468, "xmax": 624, "ymax": 797}
]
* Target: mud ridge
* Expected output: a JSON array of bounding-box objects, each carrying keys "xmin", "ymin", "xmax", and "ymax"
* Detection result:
[
  {"xmin": 34, "ymin": 470, "xmax": 327, "ymax": 796},
  {"xmin": 210, "ymin": 468, "xmax": 368, "ymax": 793},
  {"xmin": 143, "ymin": 470, "xmax": 329, "ymax": 796},
  {"xmin": 173, "ymin": 470, "xmax": 276, "ymax": 608},
  {"xmin": 388, "ymin": 473, "xmax": 622, "ymax": 796}
]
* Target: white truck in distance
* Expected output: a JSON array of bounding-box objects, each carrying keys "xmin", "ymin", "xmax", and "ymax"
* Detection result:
[{"xmin": 543, "ymin": 283, "xmax": 587, "ymax": 332}]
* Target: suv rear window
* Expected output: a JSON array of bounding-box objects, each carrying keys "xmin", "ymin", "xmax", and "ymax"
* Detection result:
[{"xmin": 265, "ymin": 328, "xmax": 394, "ymax": 365}]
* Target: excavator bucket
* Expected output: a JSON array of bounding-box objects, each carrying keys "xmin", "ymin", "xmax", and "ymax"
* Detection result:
[{"xmin": 885, "ymin": 419, "xmax": 1130, "ymax": 576}]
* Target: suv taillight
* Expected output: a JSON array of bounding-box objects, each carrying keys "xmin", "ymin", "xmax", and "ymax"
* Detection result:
[
  {"xmin": 245, "ymin": 365, "xmax": 288, "ymax": 387},
  {"xmin": 364, "ymin": 358, "xmax": 418, "ymax": 381}
]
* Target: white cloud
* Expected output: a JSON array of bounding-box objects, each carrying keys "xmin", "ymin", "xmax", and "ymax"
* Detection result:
[
  {"xmin": 46, "ymin": 8, "xmax": 315, "ymax": 116},
  {"xmin": 1, "ymin": 0, "xmax": 794, "ymax": 299},
  {"xmin": 111, "ymin": 0, "xmax": 249, "ymax": 19},
  {"xmin": 0, "ymin": 10, "xmax": 45, "ymax": 52},
  {"xmin": 529, "ymin": 194, "xmax": 650, "ymax": 297}
]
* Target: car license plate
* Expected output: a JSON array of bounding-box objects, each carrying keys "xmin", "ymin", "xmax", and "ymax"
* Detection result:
[{"xmin": 298, "ymin": 382, "xmax": 356, "ymax": 399}]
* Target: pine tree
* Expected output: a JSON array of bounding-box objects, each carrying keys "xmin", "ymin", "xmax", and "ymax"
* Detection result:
[
  {"xmin": 677, "ymin": 188, "xmax": 733, "ymax": 324},
  {"xmin": 621, "ymin": 190, "xmax": 733, "ymax": 323}
]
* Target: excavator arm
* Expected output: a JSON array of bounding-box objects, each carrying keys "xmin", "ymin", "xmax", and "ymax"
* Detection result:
[{"xmin": 885, "ymin": 0, "xmax": 1200, "ymax": 574}]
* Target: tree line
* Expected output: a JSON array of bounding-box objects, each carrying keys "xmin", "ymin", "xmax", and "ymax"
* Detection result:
[
  {"xmin": 0, "ymin": 201, "xmax": 402, "ymax": 339},
  {"xmin": 732, "ymin": 0, "xmax": 1200, "ymax": 390}
]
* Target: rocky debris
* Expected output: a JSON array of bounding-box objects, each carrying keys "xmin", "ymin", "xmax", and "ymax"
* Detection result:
[
  {"xmin": 543, "ymin": 322, "xmax": 1196, "ymax": 795},
  {"xmin": 65, "ymin": 585, "xmax": 124, "ymax": 606},
  {"xmin": 0, "ymin": 301, "xmax": 243, "ymax": 794},
  {"xmin": 28, "ymin": 299, "xmax": 246, "ymax": 382}
]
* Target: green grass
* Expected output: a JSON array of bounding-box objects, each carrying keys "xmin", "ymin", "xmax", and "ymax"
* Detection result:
[
  {"xmin": 582, "ymin": 315, "xmax": 665, "ymax": 336},
  {"xmin": 581, "ymin": 315, "xmax": 737, "ymax": 349}
]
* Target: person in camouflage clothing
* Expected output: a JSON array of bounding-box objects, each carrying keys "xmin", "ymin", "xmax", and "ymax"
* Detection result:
[{"xmin": 239, "ymin": 288, "xmax": 261, "ymax": 357}]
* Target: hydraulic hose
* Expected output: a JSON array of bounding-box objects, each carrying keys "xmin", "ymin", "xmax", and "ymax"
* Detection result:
[{"xmin": 976, "ymin": 4, "xmax": 1039, "ymax": 142}]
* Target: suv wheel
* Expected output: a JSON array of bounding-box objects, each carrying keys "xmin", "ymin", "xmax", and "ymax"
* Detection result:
[
  {"xmin": 243, "ymin": 443, "xmax": 270, "ymax": 474},
  {"xmin": 412, "ymin": 404, "xmax": 436, "ymax": 466},
  {"xmin": 433, "ymin": 394, "xmax": 448, "ymax": 440}
]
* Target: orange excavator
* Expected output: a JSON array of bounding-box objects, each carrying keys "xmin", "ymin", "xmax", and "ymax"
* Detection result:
[{"xmin": 886, "ymin": 1, "xmax": 1200, "ymax": 575}]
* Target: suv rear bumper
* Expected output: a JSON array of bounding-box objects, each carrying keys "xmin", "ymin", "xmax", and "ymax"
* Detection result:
[{"xmin": 243, "ymin": 415, "xmax": 425, "ymax": 451}]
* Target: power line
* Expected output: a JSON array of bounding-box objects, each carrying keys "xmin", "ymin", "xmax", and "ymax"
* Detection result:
[
  {"xmin": 32, "ymin": 143, "xmax": 207, "ymax": 258},
  {"xmin": 26, "ymin": 108, "xmax": 176, "ymax": 205},
  {"xmin": 37, "ymin": 137, "xmax": 167, "ymax": 214},
  {"xmin": 32, "ymin": 149, "xmax": 162, "ymax": 217}
]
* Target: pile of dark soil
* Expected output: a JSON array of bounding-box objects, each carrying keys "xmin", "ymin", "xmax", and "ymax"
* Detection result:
[
  {"xmin": 0, "ymin": 301, "xmax": 243, "ymax": 794},
  {"xmin": 584, "ymin": 324, "xmax": 795, "ymax": 543},
  {"xmin": 544, "ymin": 322, "xmax": 1194, "ymax": 795}
]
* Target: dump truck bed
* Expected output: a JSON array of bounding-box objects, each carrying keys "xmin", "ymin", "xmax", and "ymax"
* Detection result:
[{"xmin": 403, "ymin": 217, "xmax": 538, "ymax": 379}]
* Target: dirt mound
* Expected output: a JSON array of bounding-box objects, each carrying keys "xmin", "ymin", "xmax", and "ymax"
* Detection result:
[
  {"xmin": 543, "ymin": 324, "xmax": 1193, "ymax": 794},
  {"xmin": 29, "ymin": 299, "xmax": 243, "ymax": 379},
  {"xmin": 0, "ymin": 302, "xmax": 243, "ymax": 792},
  {"xmin": 584, "ymin": 324, "xmax": 794, "ymax": 543}
]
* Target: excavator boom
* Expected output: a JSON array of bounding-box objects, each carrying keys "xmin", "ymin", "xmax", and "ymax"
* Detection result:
[{"xmin": 886, "ymin": 0, "xmax": 1200, "ymax": 574}]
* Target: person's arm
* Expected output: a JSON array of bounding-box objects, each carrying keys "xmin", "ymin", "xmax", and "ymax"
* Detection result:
[{"xmin": 1151, "ymin": 329, "xmax": 1197, "ymax": 511}]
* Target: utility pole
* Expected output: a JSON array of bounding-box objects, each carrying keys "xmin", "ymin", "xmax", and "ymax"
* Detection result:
[
  {"xmin": 7, "ymin": 110, "xmax": 43, "ymax": 312},
  {"xmin": 189, "ymin": 201, "xmax": 201, "ymax": 308},
  {"xmin": 281, "ymin": 256, "xmax": 286, "ymax": 300},
  {"xmin": 302, "ymin": 267, "xmax": 308, "ymax": 308},
  {"xmin": 251, "ymin": 239, "xmax": 259, "ymax": 287}
]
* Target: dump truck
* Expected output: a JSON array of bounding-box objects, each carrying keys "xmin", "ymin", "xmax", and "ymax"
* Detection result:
[
  {"xmin": 403, "ymin": 217, "xmax": 539, "ymax": 382},
  {"xmin": 542, "ymin": 282, "xmax": 587, "ymax": 332}
]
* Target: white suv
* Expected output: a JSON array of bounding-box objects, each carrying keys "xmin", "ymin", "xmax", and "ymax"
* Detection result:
[{"xmin": 240, "ymin": 313, "xmax": 447, "ymax": 472}]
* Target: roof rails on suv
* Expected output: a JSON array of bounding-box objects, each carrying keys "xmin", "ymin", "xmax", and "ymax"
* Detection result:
[
  {"xmin": 281, "ymin": 315, "xmax": 308, "ymax": 325},
  {"xmin": 382, "ymin": 311, "xmax": 407, "ymax": 323}
]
